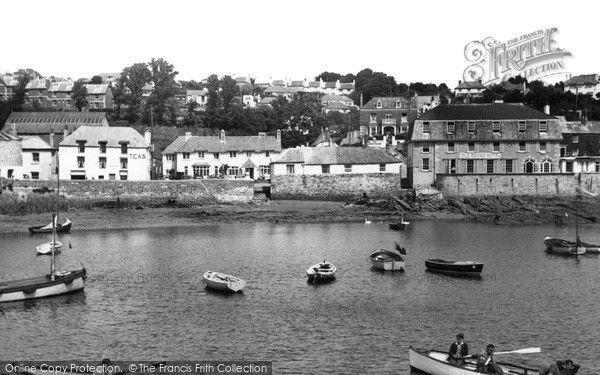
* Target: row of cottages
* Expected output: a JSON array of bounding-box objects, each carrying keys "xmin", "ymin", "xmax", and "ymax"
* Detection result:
[
  {"xmin": 271, "ymin": 147, "xmax": 402, "ymax": 176},
  {"xmin": 408, "ymin": 103, "xmax": 561, "ymax": 188},
  {"xmin": 162, "ymin": 130, "xmax": 282, "ymax": 179},
  {"xmin": 252, "ymin": 77, "xmax": 355, "ymax": 96},
  {"xmin": 563, "ymin": 74, "xmax": 600, "ymax": 96},
  {"xmin": 359, "ymin": 97, "xmax": 419, "ymax": 147}
]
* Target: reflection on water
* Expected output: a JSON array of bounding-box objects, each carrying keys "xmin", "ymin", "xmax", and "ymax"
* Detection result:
[{"xmin": 1, "ymin": 220, "xmax": 599, "ymax": 373}]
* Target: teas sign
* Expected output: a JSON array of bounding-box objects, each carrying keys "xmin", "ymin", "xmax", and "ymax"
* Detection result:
[{"xmin": 463, "ymin": 27, "xmax": 572, "ymax": 85}]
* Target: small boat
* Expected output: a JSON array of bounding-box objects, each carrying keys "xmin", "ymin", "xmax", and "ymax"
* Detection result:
[
  {"xmin": 369, "ymin": 248, "xmax": 405, "ymax": 271},
  {"xmin": 36, "ymin": 241, "xmax": 63, "ymax": 255},
  {"xmin": 409, "ymin": 347, "xmax": 541, "ymax": 375},
  {"xmin": 425, "ymin": 259, "xmax": 484, "ymax": 275},
  {"xmin": 203, "ymin": 270, "xmax": 245, "ymax": 292},
  {"xmin": 1, "ymin": 213, "xmax": 86, "ymax": 303},
  {"xmin": 29, "ymin": 218, "xmax": 72, "ymax": 234},
  {"xmin": 306, "ymin": 260, "xmax": 336, "ymax": 282},
  {"xmin": 544, "ymin": 236, "xmax": 587, "ymax": 255},
  {"xmin": 389, "ymin": 218, "xmax": 410, "ymax": 230}
]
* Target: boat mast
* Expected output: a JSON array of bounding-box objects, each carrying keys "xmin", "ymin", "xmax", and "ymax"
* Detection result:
[{"xmin": 51, "ymin": 212, "xmax": 56, "ymax": 280}]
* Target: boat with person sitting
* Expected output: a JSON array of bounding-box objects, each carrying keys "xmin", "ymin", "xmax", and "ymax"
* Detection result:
[
  {"xmin": 409, "ymin": 346, "xmax": 542, "ymax": 375},
  {"xmin": 36, "ymin": 241, "xmax": 63, "ymax": 255},
  {"xmin": 203, "ymin": 270, "xmax": 246, "ymax": 292},
  {"xmin": 29, "ymin": 217, "xmax": 72, "ymax": 234},
  {"xmin": 544, "ymin": 236, "xmax": 588, "ymax": 255},
  {"xmin": 306, "ymin": 260, "xmax": 336, "ymax": 282},
  {"xmin": 425, "ymin": 259, "xmax": 484, "ymax": 275},
  {"xmin": 369, "ymin": 247, "xmax": 405, "ymax": 271},
  {"xmin": 389, "ymin": 218, "xmax": 410, "ymax": 230}
]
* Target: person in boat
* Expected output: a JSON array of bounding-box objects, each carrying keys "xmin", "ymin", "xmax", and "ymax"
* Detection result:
[
  {"xmin": 93, "ymin": 358, "xmax": 116, "ymax": 375},
  {"xmin": 447, "ymin": 333, "xmax": 468, "ymax": 366},
  {"xmin": 541, "ymin": 359, "xmax": 580, "ymax": 375},
  {"xmin": 470, "ymin": 344, "xmax": 503, "ymax": 374}
]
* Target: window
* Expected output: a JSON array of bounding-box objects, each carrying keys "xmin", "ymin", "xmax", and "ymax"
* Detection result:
[
  {"xmin": 518, "ymin": 121, "xmax": 526, "ymax": 132},
  {"xmin": 214, "ymin": 166, "xmax": 219, "ymax": 175},
  {"xmin": 539, "ymin": 142, "xmax": 547, "ymax": 153},
  {"xmin": 77, "ymin": 156, "xmax": 85, "ymax": 168},
  {"xmin": 395, "ymin": 100, "xmax": 401, "ymax": 108},
  {"xmin": 99, "ymin": 141, "xmax": 107, "ymax": 154},
  {"xmin": 182, "ymin": 153, "xmax": 190, "ymax": 160},
  {"xmin": 246, "ymin": 151, "xmax": 252, "ymax": 157},
  {"xmin": 228, "ymin": 166, "xmax": 240, "ymax": 176},
  {"xmin": 492, "ymin": 121, "xmax": 501, "ymax": 133},
  {"xmin": 31, "ymin": 172, "xmax": 39, "ymax": 180},
  {"xmin": 213, "ymin": 153, "xmax": 219, "ymax": 159},
  {"xmin": 120, "ymin": 143, "xmax": 128, "ymax": 154},
  {"xmin": 194, "ymin": 166, "xmax": 209, "ymax": 177},
  {"xmin": 446, "ymin": 121, "xmax": 455, "ymax": 134},
  {"xmin": 321, "ymin": 165, "xmax": 330, "ymax": 174},
  {"xmin": 99, "ymin": 157, "xmax": 106, "ymax": 169},
  {"xmin": 596, "ymin": 161, "xmax": 600, "ymax": 173},
  {"xmin": 198, "ymin": 151, "xmax": 205, "ymax": 158},
  {"xmin": 379, "ymin": 164, "xmax": 386, "ymax": 172},
  {"xmin": 493, "ymin": 142, "xmax": 500, "ymax": 152},
  {"xmin": 259, "ymin": 165, "xmax": 270, "ymax": 176},
  {"xmin": 518, "ymin": 142, "xmax": 526, "ymax": 152},
  {"xmin": 539, "ymin": 120, "xmax": 548, "ymax": 132},
  {"xmin": 77, "ymin": 141, "xmax": 85, "ymax": 153},
  {"xmin": 422, "ymin": 158, "xmax": 430, "ymax": 171},
  {"xmin": 468, "ymin": 142, "xmax": 475, "ymax": 152},
  {"xmin": 447, "ymin": 142, "xmax": 455, "ymax": 153},
  {"xmin": 376, "ymin": 101, "xmax": 382, "ymax": 108},
  {"xmin": 370, "ymin": 113, "xmax": 377, "ymax": 123},
  {"xmin": 422, "ymin": 122, "xmax": 430, "ymax": 133},
  {"xmin": 486, "ymin": 160, "xmax": 494, "ymax": 173},
  {"xmin": 466, "ymin": 159, "xmax": 474, "ymax": 173},
  {"xmin": 505, "ymin": 160, "xmax": 513, "ymax": 173},
  {"xmin": 541, "ymin": 160, "xmax": 552, "ymax": 173},
  {"xmin": 344, "ymin": 164, "xmax": 352, "ymax": 173},
  {"xmin": 422, "ymin": 143, "xmax": 430, "ymax": 153},
  {"xmin": 120, "ymin": 174, "xmax": 128, "ymax": 181},
  {"xmin": 120, "ymin": 158, "xmax": 128, "ymax": 169},
  {"xmin": 573, "ymin": 135, "xmax": 579, "ymax": 143},
  {"xmin": 467, "ymin": 121, "xmax": 476, "ymax": 133},
  {"xmin": 286, "ymin": 165, "xmax": 295, "ymax": 174},
  {"xmin": 230, "ymin": 151, "xmax": 237, "ymax": 158},
  {"xmin": 166, "ymin": 154, "xmax": 173, "ymax": 161},
  {"xmin": 524, "ymin": 160, "xmax": 534, "ymax": 173},
  {"xmin": 566, "ymin": 161, "xmax": 573, "ymax": 173},
  {"xmin": 32, "ymin": 153, "xmax": 39, "ymax": 163},
  {"xmin": 265, "ymin": 151, "xmax": 270, "ymax": 157}
]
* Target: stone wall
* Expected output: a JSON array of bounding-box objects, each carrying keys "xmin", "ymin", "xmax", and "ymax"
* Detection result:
[
  {"xmin": 11, "ymin": 179, "xmax": 254, "ymax": 205},
  {"xmin": 271, "ymin": 174, "xmax": 403, "ymax": 201},
  {"xmin": 435, "ymin": 173, "xmax": 600, "ymax": 196}
]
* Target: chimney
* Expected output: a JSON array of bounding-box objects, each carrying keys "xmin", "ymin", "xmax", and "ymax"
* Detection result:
[
  {"xmin": 144, "ymin": 129, "xmax": 152, "ymax": 145},
  {"xmin": 458, "ymin": 80, "xmax": 462, "ymax": 85},
  {"xmin": 11, "ymin": 123, "xmax": 17, "ymax": 136},
  {"xmin": 63, "ymin": 125, "xmax": 69, "ymax": 140},
  {"xmin": 360, "ymin": 93, "xmax": 363, "ymax": 108},
  {"xmin": 184, "ymin": 132, "xmax": 192, "ymax": 142},
  {"xmin": 276, "ymin": 129, "xmax": 281, "ymax": 145},
  {"xmin": 544, "ymin": 104, "xmax": 550, "ymax": 115},
  {"xmin": 49, "ymin": 129, "xmax": 55, "ymax": 148},
  {"xmin": 220, "ymin": 129, "xmax": 225, "ymax": 143},
  {"xmin": 477, "ymin": 79, "xmax": 482, "ymax": 84}
]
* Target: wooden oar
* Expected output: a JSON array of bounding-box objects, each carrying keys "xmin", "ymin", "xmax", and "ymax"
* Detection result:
[{"xmin": 495, "ymin": 347, "xmax": 541, "ymax": 355}]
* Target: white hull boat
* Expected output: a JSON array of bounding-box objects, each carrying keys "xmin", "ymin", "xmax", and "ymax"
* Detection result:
[
  {"xmin": 306, "ymin": 260, "xmax": 336, "ymax": 281},
  {"xmin": 369, "ymin": 249, "xmax": 405, "ymax": 271},
  {"xmin": 36, "ymin": 241, "xmax": 63, "ymax": 255},
  {"xmin": 203, "ymin": 271, "xmax": 245, "ymax": 292}
]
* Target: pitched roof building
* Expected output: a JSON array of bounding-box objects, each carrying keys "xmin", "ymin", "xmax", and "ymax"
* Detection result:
[{"xmin": 564, "ymin": 74, "xmax": 600, "ymax": 96}]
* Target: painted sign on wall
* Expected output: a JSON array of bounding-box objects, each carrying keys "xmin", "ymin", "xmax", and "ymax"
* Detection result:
[{"xmin": 463, "ymin": 28, "xmax": 572, "ymax": 85}]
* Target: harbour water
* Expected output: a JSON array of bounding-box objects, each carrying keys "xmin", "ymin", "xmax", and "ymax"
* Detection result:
[{"xmin": 0, "ymin": 220, "xmax": 599, "ymax": 374}]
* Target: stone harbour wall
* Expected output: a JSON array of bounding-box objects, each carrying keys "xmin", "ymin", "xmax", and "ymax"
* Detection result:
[
  {"xmin": 271, "ymin": 174, "xmax": 403, "ymax": 201},
  {"xmin": 11, "ymin": 179, "xmax": 254, "ymax": 205}
]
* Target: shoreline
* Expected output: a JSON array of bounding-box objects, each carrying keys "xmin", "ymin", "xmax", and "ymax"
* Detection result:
[{"xmin": 0, "ymin": 200, "xmax": 466, "ymax": 234}]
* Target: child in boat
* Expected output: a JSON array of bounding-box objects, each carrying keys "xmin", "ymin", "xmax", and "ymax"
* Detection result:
[
  {"xmin": 447, "ymin": 333, "xmax": 468, "ymax": 366},
  {"xmin": 541, "ymin": 359, "xmax": 580, "ymax": 375}
]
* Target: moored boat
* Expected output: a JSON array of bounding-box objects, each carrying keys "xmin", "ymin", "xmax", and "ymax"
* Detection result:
[
  {"xmin": 36, "ymin": 241, "xmax": 63, "ymax": 255},
  {"xmin": 369, "ymin": 248, "xmax": 405, "ymax": 271},
  {"xmin": 389, "ymin": 218, "xmax": 410, "ymax": 230},
  {"xmin": 203, "ymin": 270, "xmax": 245, "ymax": 292},
  {"xmin": 306, "ymin": 260, "xmax": 336, "ymax": 282},
  {"xmin": 544, "ymin": 236, "xmax": 587, "ymax": 255},
  {"xmin": 408, "ymin": 347, "xmax": 541, "ymax": 375},
  {"xmin": 425, "ymin": 259, "xmax": 483, "ymax": 275},
  {"xmin": 29, "ymin": 218, "xmax": 72, "ymax": 234}
]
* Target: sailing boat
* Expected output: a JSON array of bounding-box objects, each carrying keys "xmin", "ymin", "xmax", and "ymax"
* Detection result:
[
  {"xmin": 0, "ymin": 213, "xmax": 86, "ymax": 303},
  {"xmin": 544, "ymin": 189, "xmax": 598, "ymax": 255},
  {"xmin": 28, "ymin": 170, "xmax": 71, "ymax": 234}
]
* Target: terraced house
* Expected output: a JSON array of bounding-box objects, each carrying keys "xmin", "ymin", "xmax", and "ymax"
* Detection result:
[
  {"xmin": 408, "ymin": 103, "xmax": 562, "ymax": 189},
  {"xmin": 162, "ymin": 130, "xmax": 282, "ymax": 179}
]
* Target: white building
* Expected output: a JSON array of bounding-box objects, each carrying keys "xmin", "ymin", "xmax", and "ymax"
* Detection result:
[
  {"xmin": 271, "ymin": 147, "xmax": 401, "ymax": 175},
  {"xmin": 59, "ymin": 126, "xmax": 151, "ymax": 180},
  {"xmin": 162, "ymin": 130, "xmax": 282, "ymax": 180},
  {"xmin": 21, "ymin": 136, "xmax": 54, "ymax": 180}
]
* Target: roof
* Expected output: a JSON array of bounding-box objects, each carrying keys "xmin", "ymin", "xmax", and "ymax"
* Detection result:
[
  {"xmin": 289, "ymin": 81, "xmax": 305, "ymax": 87},
  {"xmin": 418, "ymin": 103, "xmax": 556, "ymax": 121},
  {"xmin": 0, "ymin": 75, "xmax": 19, "ymax": 87},
  {"xmin": 21, "ymin": 136, "xmax": 52, "ymax": 149},
  {"xmin": 311, "ymin": 130, "xmax": 337, "ymax": 147},
  {"xmin": 264, "ymin": 86, "xmax": 295, "ymax": 94},
  {"xmin": 321, "ymin": 94, "xmax": 353, "ymax": 103},
  {"xmin": 339, "ymin": 82, "xmax": 354, "ymax": 90},
  {"xmin": 187, "ymin": 89, "xmax": 208, "ymax": 96},
  {"xmin": 0, "ymin": 131, "xmax": 20, "ymax": 142},
  {"xmin": 564, "ymin": 74, "xmax": 599, "ymax": 86},
  {"xmin": 308, "ymin": 81, "xmax": 321, "ymax": 87},
  {"xmin": 5, "ymin": 112, "xmax": 108, "ymax": 134},
  {"xmin": 272, "ymin": 80, "xmax": 285, "ymax": 86},
  {"xmin": 455, "ymin": 81, "xmax": 486, "ymax": 90},
  {"xmin": 60, "ymin": 126, "xmax": 149, "ymax": 148},
  {"xmin": 272, "ymin": 147, "xmax": 400, "ymax": 165},
  {"xmin": 48, "ymin": 81, "xmax": 74, "ymax": 92},
  {"xmin": 162, "ymin": 134, "xmax": 282, "ymax": 154},
  {"xmin": 98, "ymin": 73, "xmax": 121, "ymax": 81},
  {"xmin": 84, "ymin": 84, "xmax": 110, "ymax": 94},
  {"xmin": 326, "ymin": 102, "xmax": 350, "ymax": 110},
  {"xmin": 25, "ymin": 79, "xmax": 50, "ymax": 90},
  {"xmin": 241, "ymin": 159, "xmax": 257, "ymax": 168},
  {"xmin": 363, "ymin": 97, "xmax": 410, "ymax": 109},
  {"xmin": 559, "ymin": 121, "xmax": 600, "ymax": 134},
  {"xmin": 324, "ymin": 82, "xmax": 337, "ymax": 88}
]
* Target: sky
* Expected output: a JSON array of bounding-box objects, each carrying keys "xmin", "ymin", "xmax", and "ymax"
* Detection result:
[{"xmin": 3, "ymin": 0, "xmax": 598, "ymax": 87}]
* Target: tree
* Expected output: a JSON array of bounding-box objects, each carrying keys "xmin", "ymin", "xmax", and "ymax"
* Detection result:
[
  {"xmin": 220, "ymin": 75, "xmax": 238, "ymax": 111},
  {"xmin": 114, "ymin": 62, "xmax": 151, "ymax": 123},
  {"xmin": 90, "ymin": 75, "xmax": 103, "ymax": 84},
  {"xmin": 147, "ymin": 58, "xmax": 179, "ymax": 125},
  {"xmin": 71, "ymin": 79, "xmax": 88, "ymax": 111},
  {"xmin": 315, "ymin": 71, "xmax": 342, "ymax": 83}
]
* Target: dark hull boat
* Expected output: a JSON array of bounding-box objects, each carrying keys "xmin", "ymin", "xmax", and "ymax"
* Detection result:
[
  {"xmin": 425, "ymin": 259, "xmax": 484, "ymax": 275},
  {"xmin": 29, "ymin": 218, "xmax": 72, "ymax": 234}
]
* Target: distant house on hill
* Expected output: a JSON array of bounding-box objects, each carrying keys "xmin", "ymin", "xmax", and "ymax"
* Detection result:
[
  {"xmin": 454, "ymin": 80, "xmax": 486, "ymax": 99},
  {"xmin": 564, "ymin": 74, "xmax": 600, "ymax": 97}
]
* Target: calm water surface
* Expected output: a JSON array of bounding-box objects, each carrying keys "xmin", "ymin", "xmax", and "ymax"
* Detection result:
[{"xmin": 0, "ymin": 220, "xmax": 599, "ymax": 374}]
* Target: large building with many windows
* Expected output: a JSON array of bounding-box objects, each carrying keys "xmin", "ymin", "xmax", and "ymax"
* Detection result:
[
  {"xmin": 162, "ymin": 130, "xmax": 282, "ymax": 180},
  {"xmin": 408, "ymin": 103, "xmax": 562, "ymax": 188}
]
